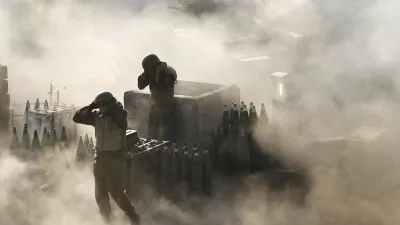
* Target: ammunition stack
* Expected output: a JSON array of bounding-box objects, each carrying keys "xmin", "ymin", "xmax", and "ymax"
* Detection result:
[
  {"xmin": 9, "ymin": 123, "xmax": 71, "ymax": 159},
  {"xmin": 8, "ymin": 96, "xmax": 77, "ymax": 158},
  {"xmin": 214, "ymin": 101, "xmax": 271, "ymax": 174},
  {"xmin": 212, "ymin": 100, "xmax": 309, "ymax": 203},
  {"xmin": 22, "ymin": 98, "xmax": 77, "ymax": 143},
  {"xmin": 75, "ymin": 133, "xmax": 95, "ymax": 162},
  {"xmin": 126, "ymin": 136, "xmax": 213, "ymax": 198},
  {"xmin": 0, "ymin": 65, "xmax": 10, "ymax": 133}
]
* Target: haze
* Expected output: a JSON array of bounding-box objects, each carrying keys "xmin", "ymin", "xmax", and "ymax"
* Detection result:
[{"xmin": 1, "ymin": 0, "xmax": 400, "ymax": 224}]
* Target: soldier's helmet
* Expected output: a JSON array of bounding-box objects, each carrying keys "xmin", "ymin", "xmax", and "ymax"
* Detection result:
[
  {"xmin": 94, "ymin": 91, "xmax": 115, "ymax": 106},
  {"xmin": 142, "ymin": 54, "xmax": 161, "ymax": 70}
]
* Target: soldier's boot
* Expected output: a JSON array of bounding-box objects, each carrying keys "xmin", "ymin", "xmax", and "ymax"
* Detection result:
[
  {"xmin": 128, "ymin": 211, "xmax": 141, "ymax": 225},
  {"xmin": 95, "ymin": 195, "xmax": 111, "ymax": 224},
  {"xmin": 112, "ymin": 194, "xmax": 140, "ymax": 225}
]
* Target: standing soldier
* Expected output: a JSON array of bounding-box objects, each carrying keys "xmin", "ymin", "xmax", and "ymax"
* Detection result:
[
  {"xmin": 73, "ymin": 92, "xmax": 140, "ymax": 225},
  {"xmin": 137, "ymin": 54, "xmax": 177, "ymax": 140}
]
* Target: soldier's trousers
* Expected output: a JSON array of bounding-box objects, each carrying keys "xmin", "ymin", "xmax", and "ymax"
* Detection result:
[
  {"xmin": 148, "ymin": 103, "xmax": 176, "ymax": 141},
  {"xmin": 93, "ymin": 152, "xmax": 140, "ymax": 224}
]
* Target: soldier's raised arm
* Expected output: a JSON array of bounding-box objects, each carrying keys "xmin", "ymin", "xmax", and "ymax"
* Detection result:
[
  {"xmin": 137, "ymin": 72, "xmax": 149, "ymax": 90},
  {"xmin": 73, "ymin": 102, "xmax": 97, "ymax": 126},
  {"xmin": 167, "ymin": 66, "xmax": 177, "ymax": 84}
]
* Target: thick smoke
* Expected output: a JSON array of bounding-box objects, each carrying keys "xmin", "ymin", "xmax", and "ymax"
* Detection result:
[{"xmin": 2, "ymin": 0, "xmax": 400, "ymax": 224}]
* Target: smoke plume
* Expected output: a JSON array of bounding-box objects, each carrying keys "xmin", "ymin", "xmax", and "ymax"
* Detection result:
[{"xmin": 1, "ymin": 0, "xmax": 400, "ymax": 224}]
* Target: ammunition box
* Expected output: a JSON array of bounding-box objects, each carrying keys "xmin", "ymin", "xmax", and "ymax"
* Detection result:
[{"xmin": 126, "ymin": 129, "xmax": 139, "ymax": 151}]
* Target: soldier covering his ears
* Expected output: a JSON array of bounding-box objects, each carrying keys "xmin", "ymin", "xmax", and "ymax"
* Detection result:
[
  {"xmin": 72, "ymin": 91, "xmax": 140, "ymax": 225},
  {"xmin": 137, "ymin": 54, "xmax": 177, "ymax": 140}
]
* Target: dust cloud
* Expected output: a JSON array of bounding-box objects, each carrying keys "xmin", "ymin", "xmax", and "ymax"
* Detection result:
[{"xmin": 2, "ymin": 0, "xmax": 400, "ymax": 224}]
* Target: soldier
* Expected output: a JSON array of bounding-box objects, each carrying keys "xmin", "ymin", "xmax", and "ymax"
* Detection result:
[
  {"xmin": 72, "ymin": 92, "xmax": 140, "ymax": 225},
  {"xmin": 137, "ymin": 54, "xmax": 177, "ymax": 140}
]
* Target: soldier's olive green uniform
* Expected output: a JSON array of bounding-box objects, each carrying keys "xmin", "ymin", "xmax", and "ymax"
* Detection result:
[
  {"xmin": 138, "ymin": 63, "xmax": 177, "ymax": 140},
  {"xmin": 73, "ymin": 102, "xmax": 140, "ymax": 224}
]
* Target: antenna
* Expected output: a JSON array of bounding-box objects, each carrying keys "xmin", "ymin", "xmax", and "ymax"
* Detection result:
[
  {"xmin": 48, "ymin": 81, "xmax": 55, "ymax": 106},
  {"xmin": 57, "ymin": 89, "xmax": 60, "ymax": 105},
  {"xmin": 47, "ymin": 81, "xmax": 67, "ymax": 106},
  {"xmin": 48, "ymin": 81, "xmax": 52, "ymax": 105}
]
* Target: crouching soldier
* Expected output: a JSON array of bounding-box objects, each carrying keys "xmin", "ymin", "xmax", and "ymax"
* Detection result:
[
  {"xmin": 73, "ymin": 91, "xmax": 140, "ymax": 225},
  {"xmin": 137, "ymin": 54, "xmax": 177, "ymax": 140}
]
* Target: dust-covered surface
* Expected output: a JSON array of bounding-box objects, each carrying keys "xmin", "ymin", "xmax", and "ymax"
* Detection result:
[
  {"xmin": 2, "ymin": 0, "xmax": 400, "ymax": 224},
  {"xmin": 2, "ymin": 133, "xmax": 400, "ymax": 225}
]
